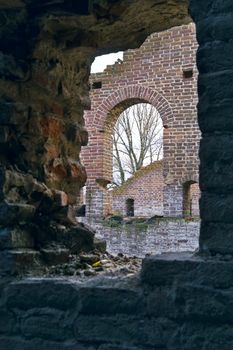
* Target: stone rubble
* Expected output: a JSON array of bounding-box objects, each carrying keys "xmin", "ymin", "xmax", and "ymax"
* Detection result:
[{"xmin": 32, "ymin": 251, "xmax": 142, "ymax": 280}]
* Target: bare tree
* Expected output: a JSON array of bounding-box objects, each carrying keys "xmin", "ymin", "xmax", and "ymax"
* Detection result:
[{"xmin": 113, "ymin": 103, "xmax": 163, "ymax": 186}]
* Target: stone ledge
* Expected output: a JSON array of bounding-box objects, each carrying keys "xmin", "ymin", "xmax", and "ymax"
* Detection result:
[{"xmin": 141, "ymin": 252, "xmax": 233, "ymax": 289}]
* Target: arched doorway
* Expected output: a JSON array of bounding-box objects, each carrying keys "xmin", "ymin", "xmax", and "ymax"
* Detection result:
[{"xmin": 183, "ymin": 180, "xmax": 200, "ymax": 218}]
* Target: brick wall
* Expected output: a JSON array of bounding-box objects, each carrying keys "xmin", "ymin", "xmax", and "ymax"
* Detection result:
[
  {"xmin": 112, "ymin": 160, "xmax": 164, "ymax": 217},
  {"xmin": 83, "ymin": 218, "xmax": 200, "ymax": 257},
  {"xmin": 82, "ymin": 23, "xmax": 200, "ymax": 218}
]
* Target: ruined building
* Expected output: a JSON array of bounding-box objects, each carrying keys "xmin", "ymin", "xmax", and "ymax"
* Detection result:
[
  {"xmin": 0, "ymin": 0, "xmax": 233, "ymax": 349},
  {"xmin": 83, "ymin": 23, "xmax": 201, "ymax": 219}
]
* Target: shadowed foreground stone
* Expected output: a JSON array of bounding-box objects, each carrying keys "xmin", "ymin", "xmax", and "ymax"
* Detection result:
[
  {"xmin": 0, "ymin": 0, "xmax": 190, "ymax": 271},
  {"xmin": 1, "ymin": 255, "xmax": 233, "ymax": 349},
  {"xmin": 141, "ymin": 252, "xmax": 233, "ymax": 289}
]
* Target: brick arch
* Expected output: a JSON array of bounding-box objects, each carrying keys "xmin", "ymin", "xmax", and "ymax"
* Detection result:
[
  {"xmin": 181, "ymin": 174, "xmax": 199, "ymax": 185},
  {"xmin": 92, "ymin": 86, "xmax": 174, "ymax": 128}
]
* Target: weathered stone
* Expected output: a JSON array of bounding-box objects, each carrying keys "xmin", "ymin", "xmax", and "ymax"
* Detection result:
[
  {"xmin": 53, "ymin": 190, "xmax": 68, "ymax": 208},
  {"xmin": 21, "ymin": 309, "xmax": 73, "ymax": 341},
  {"xmin": 0, "ymin": 249, "xmax": 40, "ymax": 276},
  {"xmin": 198, "ymin": 101, "xmax": 233, "ymax": 133},
  {"xmin": 200, "ymin": 221, "xmax": 233, "ymax": 254},
  {"xmin": 0, "ymin": 337, "xmax": 91, "ymax": 350},
  {"xmin": 91, "ymin": 219, "xmax": 199, "ymax": 257},
  {"xmin": 78, "ymin": 286, "xmax": 143, "ymax": 316},
  {"xmin": 74, "ymin": 316, "xmax": 165, "ymax": 347},
  {"xmin": 40, "ymin": 248, "xmax": 70, "ymax": 265},
  {"xmin": 99, "ymin": 346, "xmax": 146, "ymax": 350},
  {"xmin": 0, "ymin": 309, "xmax": 17, "ymax": 335},
  {"xmin": 0, "ymin": 126, "xmax": 9, "ymax": 143},
  {"xmin": 59, "ymin": 225, "xmax": 95, "ymax": 254},
  {"xmin": 0, "ymin": 227, "xmax": 34, "ymax": 250},
  {"xmin": 6, "ymin": 279, "xmax": 81, "ymax": 310},
  {"xmin": 200, "ymin": 192, "xmax": 233, "ymax": 223},
  {"xmin": 141, "ymin": 253, "xmax": 233, "ymax": 289},
  {"xmin": 93, "ymin": 238, "xmax": 107, "ymax": 253},
  {"xmin": 0, "ymin": 201, "xmax": 35, "ymax": 225}
]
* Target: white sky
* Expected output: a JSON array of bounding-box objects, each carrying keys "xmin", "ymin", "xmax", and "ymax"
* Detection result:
[{"xmin": 91, "ymin": 52, "xmax": 123, "ymax": 73}]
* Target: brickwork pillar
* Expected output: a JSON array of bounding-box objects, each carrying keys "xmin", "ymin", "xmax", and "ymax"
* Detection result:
[{"xmin": 190, "ymin": 0, "xmax": 233, "ymax": 254}]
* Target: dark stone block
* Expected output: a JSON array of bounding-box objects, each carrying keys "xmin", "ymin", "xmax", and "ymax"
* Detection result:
[
  {"xmin": 79, "ymin": 286, "xmax": 144, "ymax": 316},
  {"xmin": 0, "ymin": 201, "xmax": 35, "ymax": 226},
  {"xmin": 199, "ymin": 162, "xmax": 233, "ymax": 192},
  {"xmin": 0, "ymin": 167, "xmax": 5, "ymax": 200},
  {"xmin": 0, "ymin": 250, "xmax": 20, "ymax": 276},
  {"xmin": 169, "ymin": 321, "xmax": 233, "ymax": 350},
  {"xmin": 0, "ymin": 100, "xmax": 13, "ymax": 125},
  {"xmin": 194, "ymin": 13, "xmax": 233, "ymax": 43},
  {"xmin": 189, "ymin": 0, "xmax": 233, "ymax": 21},
  {"xmin": 200, "ymin": 135, "xmax": 233, "ymax": 163},
  {"xmin": 0, "ymin": 100, "xmax": 29, "ymax": 126},
  {"xmin": 197, "ymin": 41, "xmax": 233, "ymax": 74},
  {"xmin": 0, "ymin": 227, "xmax": 34, "ymax": 250},
  {"xmin": 40, "ymin": 248, "xmax": 70, "ymax": 265},
  {"xmin": 0, "ymin": 126, "xmax": 9, "ymax": 144},
  {"xmin": 198, "ymin": 101, "xmax": 233, "ymax": 133},
  {"xmin": 141, "ymin": 253, "xmax": 233, "ymax": 289},
  {"xmin": 0, "ymin": 309, "xmax": 17, "ymax": 335},
  {"xmin": 200, "ymin": 221, "xmax": 233, "ymax": 254},
  {"xmin": 145, "ymin": 287, "xmax": 180, "ymax": 319},
  {"xmin": 177, "ymin": 284, "xmax": 233, "ymax": 323},
  {"xmin": 147, "ymin": 283, "xmax": 233, "ymax": 323},
  {"xmin": 74, "ymin": 316, "xmax": 165, "ymax": 347},
  {"xmin": 21, "ymin": 308, "xmax": 73, "ymax": 341},
  {"xmin": 0, "ymin": 337, "xmax": 92, "ymax": 350},
  {"xmin": 6, "ymin": 279, "xmax": 81, "ymax": 310},
  {"xmin": 200, "ymin": 192, "xmax": 233, "ymax": 223},
  {"xmin": 198, "ymin": 70, "xmax": 233, "ymax": 105},
  {"xmin": 59, "ymin": 225, "xmax": 95, "ymax": 254},
  {"xmin": 99, "ymin": 345, "xmax": 153, "ymax": 350},
  {"xmin": 0, "ymin": 249, "xmax": 41, "ymax": 276}
]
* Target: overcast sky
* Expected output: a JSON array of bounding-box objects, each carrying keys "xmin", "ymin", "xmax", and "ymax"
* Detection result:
[{"xmin": 91, "ymin": 52, "xmax": 123, "ymax": 73}]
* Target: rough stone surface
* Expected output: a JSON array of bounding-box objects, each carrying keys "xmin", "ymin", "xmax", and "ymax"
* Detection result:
[
  {"xmin": 0, "ymin": 0, "xmax": 191, "ymax": 271},
  {"xmin": 80, "ymin": 218, "xmax": 199, "ymax": 258},
  {"xmin": 1, "ymin": 257, "xmax": 233, "ymax": 350},
  {"xmin": 1, "ymin": 0, "xmax": 233, "ymax": 349}
]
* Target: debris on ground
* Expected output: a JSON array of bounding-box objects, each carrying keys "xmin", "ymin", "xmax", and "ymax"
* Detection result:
[{"xmin": 40, "ymin": 251, "xmax": 142, "ymax": 279}]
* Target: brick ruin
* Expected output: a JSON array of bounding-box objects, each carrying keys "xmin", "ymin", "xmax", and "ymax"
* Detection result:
[
  {"xmin": 82, "ymin": 23, "xmax": 201, "ymax": 219},
  {"xmin": 111, "ymin": 161, "xmax": 200, "ymax": 218},
  {"xmin": 112, "ymin": 160, "xmax": 165, "ymax": 217},
  {"xmin": 1, "ymin": 0, "xmax": 233, "ymax": 348}
]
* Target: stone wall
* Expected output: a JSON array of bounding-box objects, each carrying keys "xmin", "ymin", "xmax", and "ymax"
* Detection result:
[
  {"xmin": 0, "ymin": 0, "xmax": 190, "ymax": 272},
  {"xmin": 82, "ymin": 23, "xmax": 200, "ymax": 218},
  {"xmin": 92, "ymin": 219, "xmax": 200, "ymax": 257},
  {"xmin": 1, "ymin": 0, "xmax": 233, "ymax": 348},
  {"xmin": 112, "ymin": 161, "xmax": 164, "ymax": 217},
  {"xmin": 2, "ymin": 250, "xmax": 233, "ymax": 350}
]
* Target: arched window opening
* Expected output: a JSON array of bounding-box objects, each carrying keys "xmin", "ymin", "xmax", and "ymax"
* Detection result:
[
  {"xmin": 112, "ymin": 103, "xmax": 163, "ymax": 187},
  {"xmin": 183, "ymin": 181, "xmax": 200, "ymax": 218},
  {"xmin": 111, "ymin": 102, "xmax": 164, "ymax": 218},
  {"xmin": 126, "ymin": 198, "xmax": 134, "ymax": 217}
]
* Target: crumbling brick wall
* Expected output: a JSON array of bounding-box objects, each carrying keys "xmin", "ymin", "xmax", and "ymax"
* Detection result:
[
  {"xmin": 112, "ymin": 161, "xmax": 164, "ymax": 217},
  {"xmin": 82, "ymin": 23, "xmax": 200, "ymax": 218}
]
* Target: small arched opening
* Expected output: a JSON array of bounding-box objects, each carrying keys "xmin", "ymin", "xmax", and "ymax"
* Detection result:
[
  {"xmin": 183, "ymin": 181, "xmax": 200, "ymax": 218},
  {"xmin": 126, "ymin": 198, "xmax": 134, "ymax": 217}
]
